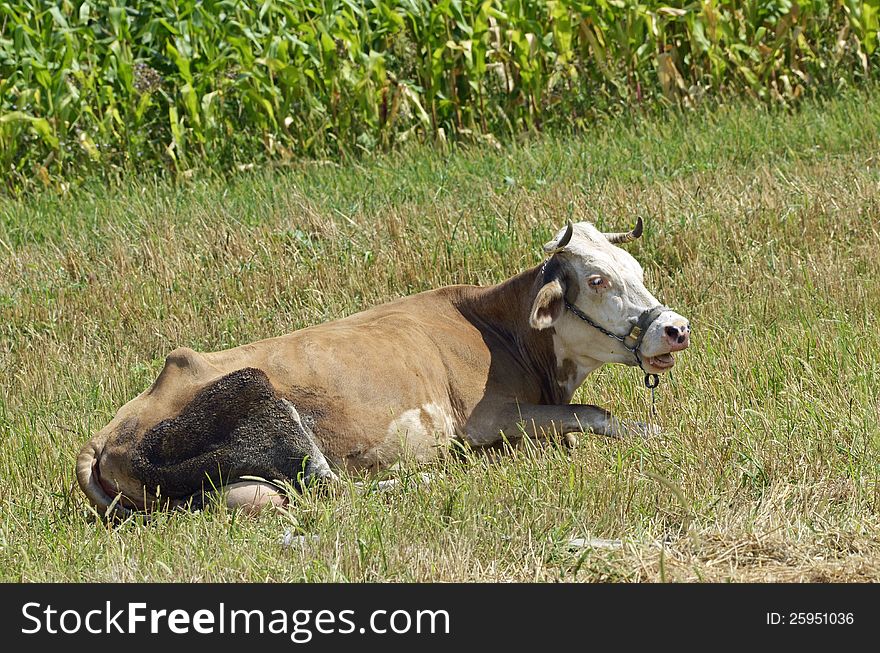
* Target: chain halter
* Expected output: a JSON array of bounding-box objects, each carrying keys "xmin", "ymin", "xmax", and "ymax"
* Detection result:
[{"xmin": 562, "ymin": 300, "xmax": 668, "ymax": 392}]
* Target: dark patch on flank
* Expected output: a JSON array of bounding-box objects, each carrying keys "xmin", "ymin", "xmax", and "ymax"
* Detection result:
[
  {"xmin": 130, "ymin": 367, "xmax": 319, "ymax": 500},
  {"xmin": 113, "ymin": 417, "xmax": 141, "ymax": 447}
]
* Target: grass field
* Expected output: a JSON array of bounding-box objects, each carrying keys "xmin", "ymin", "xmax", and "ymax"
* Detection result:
[{"xmin": 1, "ymin": 89, "xmax": 879, "ymax": 582}]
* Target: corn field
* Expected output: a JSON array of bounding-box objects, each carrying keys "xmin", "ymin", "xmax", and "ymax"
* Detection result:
[{"xmin": 1, "ymin": 0, "xmax": 878, "ymax": 190}]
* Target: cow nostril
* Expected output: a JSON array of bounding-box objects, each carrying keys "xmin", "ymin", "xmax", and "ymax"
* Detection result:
[{"xmin": 664, "ymin": 326, "xmax": 680, "ymax": 339}]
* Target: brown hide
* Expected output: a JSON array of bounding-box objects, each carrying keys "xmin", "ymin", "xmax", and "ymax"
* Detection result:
[
  {"xmin": 77, "ymin": 229, "xmax": 688, "ymax": 516},
  {"xmin": 78, "ymin": 265, "xmax": 570, "ymax": 512}
]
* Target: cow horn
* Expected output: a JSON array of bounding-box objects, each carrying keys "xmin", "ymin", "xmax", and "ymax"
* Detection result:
[
  {"xmin": 604, "ymin": 216, "xmax": 644, "ymax": 244},
  {"xmin": 543, "ymin": 221, "xmax": 574, "ymax": 254}
]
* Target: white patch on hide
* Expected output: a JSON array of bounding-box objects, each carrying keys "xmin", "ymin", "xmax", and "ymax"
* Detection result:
[
  {"xmin": 387, "ymin": 408, "xmax": 427, "ymax": 440},
  {"xmin": 421, "ymin": 402, "xmax": 455, "ymax": 444},
  {"xmin": 383, "ymin": 403, "xmax": 455, "ymax": 464}
]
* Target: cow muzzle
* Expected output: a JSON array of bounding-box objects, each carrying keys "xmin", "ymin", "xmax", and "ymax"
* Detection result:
[
  {"xmin": 663, "ymin": 323, "xmax": 691, "ymax": 351},
  {"xmin": 639, "ymin": 312, "xmax": 691, "ymax": 373}
]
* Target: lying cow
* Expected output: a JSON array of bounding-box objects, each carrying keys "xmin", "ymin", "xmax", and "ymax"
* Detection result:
[{"xmin": 77, "ymin": 219, "xmax": 690, "ymax": 516}]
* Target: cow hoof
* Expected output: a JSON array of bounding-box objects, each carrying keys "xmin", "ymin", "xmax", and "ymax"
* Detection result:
[
  {"xmin": 612, "ymin": 420, "xmax": 661, "ymax": 439},
  {"xmin": 632, "ymin": 421, "xmax": 661, "ymax": 439}
]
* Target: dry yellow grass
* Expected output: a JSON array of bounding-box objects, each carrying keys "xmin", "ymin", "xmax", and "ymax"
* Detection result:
[{"xmin": 1, "ymin": 93, "xmax": 878, "ymax": 581}]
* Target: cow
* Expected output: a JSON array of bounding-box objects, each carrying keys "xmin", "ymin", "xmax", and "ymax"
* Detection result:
[{"xmin": 76, "ymin": 219, "xmax": 690, "ymax": 517}]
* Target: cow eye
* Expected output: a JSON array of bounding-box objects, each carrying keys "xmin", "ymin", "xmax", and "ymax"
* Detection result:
[{"xmin": 587, "ymin": 275, "xmax": 607, "ymax": 289}]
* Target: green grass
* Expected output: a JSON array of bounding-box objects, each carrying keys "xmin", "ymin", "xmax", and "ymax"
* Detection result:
[{"xmin": 1, "ymin": 90, "xmax": 879, "ymax": 581}]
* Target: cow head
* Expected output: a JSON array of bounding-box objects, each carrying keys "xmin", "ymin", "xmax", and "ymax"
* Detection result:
[{"xmin": 529, "ymin": 219, "xmax": 690, "ymax": 375}]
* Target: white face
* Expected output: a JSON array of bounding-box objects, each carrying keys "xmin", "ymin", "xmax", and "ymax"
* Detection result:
[{"xmin": 533, "ymin": 222, "xmax": 690, "ymax": 376}]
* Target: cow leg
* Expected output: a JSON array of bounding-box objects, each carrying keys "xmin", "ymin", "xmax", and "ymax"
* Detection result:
[
  {"xmin": 468, "ymin": 403, "xmax": 655, "ymax": 446},
  {"xmin": 209, "ymin": 399, "xmax": 339, "ymax": 513},
  {"xmin": 126, "ymin": 368, "xmax": 337, "ymax": 512},
  {"xmin": 217, "ymin": 402, "xmax": 339, "ymax": 514}
]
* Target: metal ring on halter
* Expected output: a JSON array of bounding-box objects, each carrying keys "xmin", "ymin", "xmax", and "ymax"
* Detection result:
[{"xmin": 644, "ymin": 374, "xmax": 660, "ymax": 389}]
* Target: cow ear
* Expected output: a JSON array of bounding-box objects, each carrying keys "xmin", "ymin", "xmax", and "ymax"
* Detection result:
[{"xmin": 530, "ymin": 278, "xmax": 565, "ymax": 330}]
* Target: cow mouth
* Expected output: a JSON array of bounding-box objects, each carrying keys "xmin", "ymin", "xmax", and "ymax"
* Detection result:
[{"xmin": 644, "ymin": 353, "xmax": 675, "ymax": 371}]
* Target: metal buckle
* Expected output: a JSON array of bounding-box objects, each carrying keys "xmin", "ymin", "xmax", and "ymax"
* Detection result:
[{"xmin": 626, "ymin": 325, "xmax": 641, "ymax": 346}]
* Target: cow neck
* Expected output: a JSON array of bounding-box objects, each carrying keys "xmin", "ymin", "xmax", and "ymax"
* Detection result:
[{"xmin": 458, "ymin": 264, "xmax": 568, "ymax": 405}]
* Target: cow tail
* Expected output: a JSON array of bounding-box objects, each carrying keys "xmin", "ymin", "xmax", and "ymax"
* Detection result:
[{"xmin": 76, "ymin": 433, "xmax": 132, "ymax": 519}]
